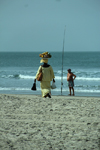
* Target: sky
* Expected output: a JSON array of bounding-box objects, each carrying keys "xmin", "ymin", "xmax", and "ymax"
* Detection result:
[{"xmin": 0, "ymin": 0, "xmax": 100, "ymax": 52}]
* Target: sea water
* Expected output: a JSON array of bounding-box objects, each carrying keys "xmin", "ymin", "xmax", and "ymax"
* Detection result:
[{"xmin": 0, "ymin": 52, "xmax": 100, "ymax": 97}]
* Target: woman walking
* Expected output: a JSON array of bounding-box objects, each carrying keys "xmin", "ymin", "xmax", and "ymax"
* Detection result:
[{"xmin": 34, "ymin": 52, "xmax": 55, "ymax": 98}]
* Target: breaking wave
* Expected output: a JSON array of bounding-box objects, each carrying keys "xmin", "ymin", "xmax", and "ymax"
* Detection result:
[{"xmin": 1, "ymin": 74, "xmax": 100, "ymax": 81}]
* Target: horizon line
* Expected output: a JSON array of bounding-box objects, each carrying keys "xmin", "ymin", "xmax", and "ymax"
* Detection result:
[{"xmin": 0, "ymin": 51, "xmax": 100, "ymax": 53}]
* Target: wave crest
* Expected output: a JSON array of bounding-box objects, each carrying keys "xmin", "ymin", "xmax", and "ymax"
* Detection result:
[{"xmin": 1, "ymin": 74, "xmax": 100, "ymax": 81}]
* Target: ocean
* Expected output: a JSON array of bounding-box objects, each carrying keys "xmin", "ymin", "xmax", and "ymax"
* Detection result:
[{"xmin": 0, "ymin": 52, "xmax": 100, "ymax": 97}]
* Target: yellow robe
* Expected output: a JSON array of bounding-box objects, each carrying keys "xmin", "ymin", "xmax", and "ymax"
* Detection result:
[{"xmin": 36, "ymin": 66, "xmax": 55, "ymax": 97}]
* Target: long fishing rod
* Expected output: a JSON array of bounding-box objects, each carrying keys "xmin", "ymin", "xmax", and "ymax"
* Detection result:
[{"xmin": 61, "ymin": 26, "xmax": 66, "ymax": 95}]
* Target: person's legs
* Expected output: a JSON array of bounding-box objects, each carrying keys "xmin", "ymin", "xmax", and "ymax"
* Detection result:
[
  {"xmin": 69, "ymin": 87, "xmax": 71, "ymax": 95},
  {"xmin": 72, "ymin": 87, "xmax": 74, "ymax": 95}
]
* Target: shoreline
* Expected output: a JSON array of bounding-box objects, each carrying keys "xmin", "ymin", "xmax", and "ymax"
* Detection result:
[
  {"xmin": 0, "ymin": 93, "xmax": 100, "ymax": 98},
  {"xmin": 0, "ymin": 94, "xmax": 100, "ymax": 149},
  {"xmin": 0, "ymin": 90, "xmax": 100, "ymax": 97}
]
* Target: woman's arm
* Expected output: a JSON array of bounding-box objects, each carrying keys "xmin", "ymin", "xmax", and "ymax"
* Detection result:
[
  {"xmin": 50, "ymin": 66, "xmax": 55, "ymax": 80},
  {"xmin": 34, "ymin": 66, "xmax": 42, "ymax": 82}
]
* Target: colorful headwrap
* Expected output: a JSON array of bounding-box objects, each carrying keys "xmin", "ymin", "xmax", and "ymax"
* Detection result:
[
  {"xmin": 39, "ymin": 52, "xmax": 52, "ymax": 58},
  {"xmin": 39, "ymin": 52, "xmax": 51, "ymax": 63}
]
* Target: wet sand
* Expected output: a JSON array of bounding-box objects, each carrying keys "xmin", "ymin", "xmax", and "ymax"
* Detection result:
[{"xmin": 0, "ymin": 94, "xmax": 100, "ymax": 150}]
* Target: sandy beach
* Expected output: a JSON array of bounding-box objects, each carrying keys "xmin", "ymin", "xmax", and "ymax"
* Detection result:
[{"xmin": 0, "ymin": 94, "xmax": 100, "ymax": 150}]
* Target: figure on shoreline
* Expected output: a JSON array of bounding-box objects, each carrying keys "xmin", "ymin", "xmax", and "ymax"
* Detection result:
[
  {"xmin": 34, "ymin": 52, "xmax": 55, "ymax": 98},
  {"xmin": 67, "ymin": 69, "xmax": 76, "ymax": 96}
]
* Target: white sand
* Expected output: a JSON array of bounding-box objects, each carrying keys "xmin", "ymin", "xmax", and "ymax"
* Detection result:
[{"xmin": 0, "ymin": 94, "xmax": 100, "ymax": 150}]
